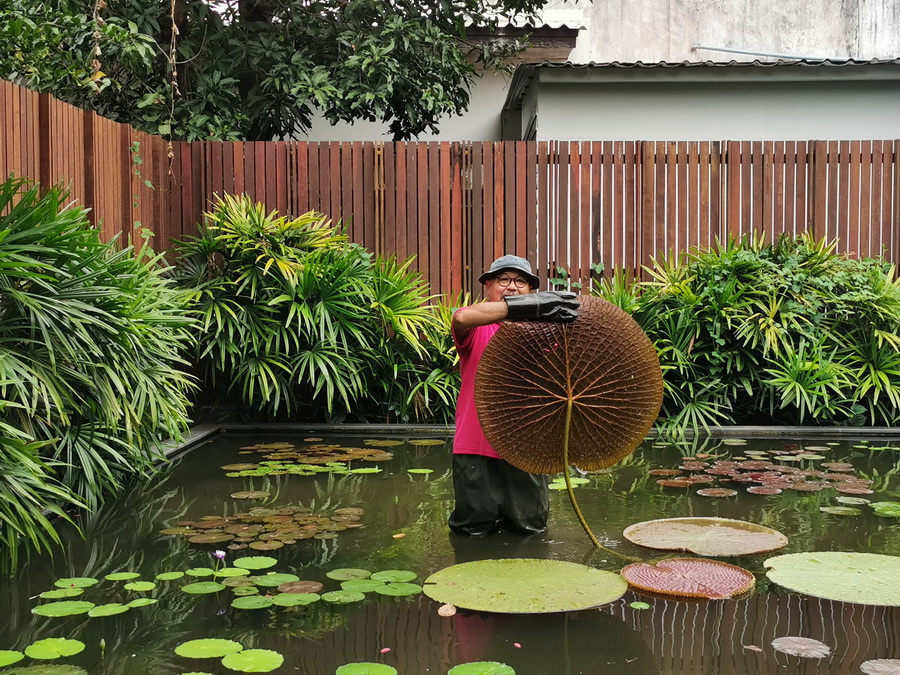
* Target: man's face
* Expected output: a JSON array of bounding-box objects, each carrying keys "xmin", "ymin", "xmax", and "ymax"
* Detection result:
[{"xmin": 485, "ymin": 270, "xmax": 534, "ymax": 302}]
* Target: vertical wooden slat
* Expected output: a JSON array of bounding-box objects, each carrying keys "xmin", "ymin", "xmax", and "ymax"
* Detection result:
[
  {"xmin": 383, "ymin": 143, "xmax": 396, "ymax": 255},
  {"xmin": 427, "ymin": 142, "xmax": 440, "ymax": 295},
  {"xmin": 451, "ymin": 143, "xmax": 464, "ymax": 292},
  {"xmin": 600, "ymin": 141, "xmax": 612, "ymax": 272},
  {"xmin": 871, "ymin": 140, "xmax": 884, "ymax": 256},
  {"xmin": 537, "ymin": 142, "xmax": 550, "ymax": 284},
  {"xmin": 761, "ymin": 141, "xmax": 774, "ymax": 240},
  {"xmin": 687, "ymin": 141, "xmax": 699, "ymax": 252},
  {"xmin": 848, "ymin": 140, "xmax": 861, "ymax": 257},
  {"xmin": 525, "ymin": 141, "xmax": 537, "ymax": 265},
  {"xmin": 640, "ymin": 142, "xmax": 656, "ymax": 274},
  {"xmin": 493, "ymin": 142, "xmax": 505, "ymax": 262},
  {"xmin": 405, "ymin": 142, "xmax": 417, "ymax": 264},
  {"xmin": 439, "ymin": 142, "xmax": 452, "ymax": 296},
  {"xmin": 503, "ymin": 142, "xmax": 515, "ymax": 256},
  {"xmin": 698, "ymin": 142, "xmax": 710, "ymax": 250},
  {"xmin": 567, "ymin": 141, "xmax": 580, "ymax": 279},
  {"xmin": 328, "ymin": 141, "xmax": 341, "ymax": 222},
  {"xmin": 515, "ymin": 141, "xmax": 527, "ymax": 257},
  {"xmin": 416, "ymin": 143, "xmax": 429, "ymax": 280},
  {"xmin": 395, "ymin": 141, "xmax": 407, "ymax": 257},
  {"xmin": 858, "ymin": 141, "xmax": 872, "ymax": 257}
]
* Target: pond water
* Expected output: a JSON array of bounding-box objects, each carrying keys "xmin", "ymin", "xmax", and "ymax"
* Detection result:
[{"xmin": 2, "ymin": 433, "xmax": 899, "ymax": 675}]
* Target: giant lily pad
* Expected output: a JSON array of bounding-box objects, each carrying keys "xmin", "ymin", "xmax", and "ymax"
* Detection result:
[
  {"xmin": 764, "ymin": 552, "xmax": 900, "ymax": 605},
  {"xmin": 271, "ymin": 593, "xmax": 320, "ymax": 607},
  {"xmin": 220, "ymin": 649, "xmax": 284, "ymax": 672},
  {"xmin": 252, "ymin": 573, "xmax": 299, "ymax": 588},
  {"xmin": 623, "ymin": 517, "xmax": 788, "ymax": 557},
  {"xmin": 124, "ymin": 581, "xmax": 156, "ymax": 592},
  {"xmin": 870, "ymin": 502, "xmax": 900, "ymax": 517},
  {"xmin": 23, "ymin": 639, "xmax": 85, "ymax": 660},
  {"xmin": 327, "ymin": 568, "xmax": 372, "ymax": 581},
  {"xmin": 39, "ymin": 589, "xmax": 83, "ymax": 599},
  {"xmin": 32, "ymin": 601, "xmax": 95, "ymax": 617},
  {"xmin": 620, "ymin": 558, "xmax": 755, "ymax": 599},
  {"xmin": 175, "ymin": 639, "xmax": 244, "ymax": 658},
  {"xmin": 423, "ymin": 559, "xmax": 627, "ymax": 613}
]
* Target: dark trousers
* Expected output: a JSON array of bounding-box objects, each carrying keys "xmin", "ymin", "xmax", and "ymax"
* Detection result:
[{"xmin": 448, "ymin": 454, "xmax": 549, "ymax": 536}]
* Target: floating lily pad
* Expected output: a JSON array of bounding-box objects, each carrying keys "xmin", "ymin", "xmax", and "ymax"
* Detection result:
[
  {"xmin": 277, "ymin": 581, "xmax": 322, "ymax": 594},
  {"xmin": 321, "ymin": 590, "xmax": 366, "ymax": 604},
  {"xmin": 220, "ymin": 649, "xmax": 284, "ymax": 673},
  {"xmin": 248, "ymin": 541, "xmax": 284, "ymax": 551},
  {"xmin": 771, "ymin": 636, "xmax": 831, "ymax": 658},
  {"xmin": 447, "ymin": 663, "xmax": 516, "ymax": 674},
  {"xmin": 232, "ymin": 587, "xmax": 259, "ymax": 597},
  {"xmin": 88, "ymin": 603, "xmax": 130, "ymax": 617},
  {"xmin": 423, "ymin": 559, "xmax": 627, "ymax": 613},
  {"xmin": 155, "ymin": 571, "xmax": 185, "ymax": 581},
  {"xmin": 370, "ymin": 570, "xmax": 417, "ymax": 583},
  {"xmin": 620, "ymin": 558, "xmax": 755, "ymax": 599},
  {"xmin": 53, "ymin": 577, "xmax": 98, "ymax": 589},
  {"xmin": 271, "ymin": 592, "xmax": 321, "ymax": 607},
  {"xmin": 836, "ymin": 496, "xmax": 871, "ymax": 505},
  {"xmin": 764, "ymin": 552, "xmax": 900, "ymax": 605},
  {"xmin": 0, "ymin": 651, "xmax": 24, "ymax": 667},
  {"xmin": 233, "ymin": 556, "xmax": 278, "ymax": 570},
  {"xmin": 623, "ymin": 517, "xmax": 789, "ymax": 557},
  {"xmin": 629, "ymin": 602, "xmax": 651, "ymax": 610},
  {"xmin": 408, "ymin": 439, "xmax": 446, "ymax": 446},
  {"xmin": 231, "ymin": 491, "xmax": 270, "ymax": 499},
  {"xmin": 335, "ymin": 664, "xmax": 398, "ymax": 675},
  {"xmin": 327, "ymin": 568, "xmax": 372, "ymax": 581},
  {"xmin": 253, "ymin": 573, "xmax": 299, "ymax": 587},
  {"xmin": 373, "ymin": 583, "xmax": 422, "ymax": 597},
  {"xmin": 407, "ymin": 469, "xmax": 434, "ymax": 474},
  {"xmin": 340, "ymin": 579, "xmax": 385, "ymax": 593},
  {"xmin": 185, "ymin": 568, "xmax": 216, "ymax": 577},
  {"xmin": 860, "ymin": 659, "xmax": 900, "ymax": 674},
  {"xmin": 175, "ymin": 639, "xmax": 244, "ymax": 659},
  {"xmin": 231, "ymin": 595, "xmax": 274, "ymax": 610},
  {"xmin": 214, "ymin": 568, "xmax": 251, "ymax": 579},
  {"xmin": 32, "ymin": 601, "xmax": 95, "ymax": 617},
  {"xmin": 124, "ymin": 581, "xmax": 156, "ymax": 592},
  {"xmin": 870, "ymin": 502, "xmax": 900, "ymax": 517},
  {"xmin": 695, "ymin": 488, "xmax": 738, "ymax": 498},
  {"xmin": 24, "ymin": 639, "xmax": 85, "ymax": 660},
  {"xmin": 127, "ymin": 598, "xmax": 159, "ymax": 608},
  {"xmin": 181, "ymin": 581, "xmax": 227, "ymax": 595},
  {"xmin": 104, "ymin": 572, "xmax": 140, "ymax": 581},
  {"xmin": 39, "ymin": 589, "xmax": 83, "ymax": 599},
  {"xmin": 221, "ymin": 464, "xmax": 260, "ymax": 471},
  {"xmin": 189, "ymin": 534, "xmax": 235, "ymax": 545},
  {"xmin": 819, "ymin": 506, "xmax": 861, "ymax": 516}
]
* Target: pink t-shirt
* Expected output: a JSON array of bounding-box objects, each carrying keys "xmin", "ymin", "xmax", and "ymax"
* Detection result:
[{"xmin": 452, "ymin": 312, "xmax": 501, "ymax": 458}]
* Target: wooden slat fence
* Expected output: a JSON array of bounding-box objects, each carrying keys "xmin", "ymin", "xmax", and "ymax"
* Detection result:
[{"xmin": 3, "ymin": 80, "xmax": 899, "ymax": 298}]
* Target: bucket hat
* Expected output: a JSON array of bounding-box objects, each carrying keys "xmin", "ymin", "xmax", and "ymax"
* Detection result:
[{"xmin": 478, "ymin": 254, "xmax": 540, "ymax": 288}]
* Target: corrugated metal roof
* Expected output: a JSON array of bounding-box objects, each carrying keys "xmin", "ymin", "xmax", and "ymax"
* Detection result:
[{"xmin": 529, "ymin": 57, "xmax": 900, "ymax": 68}]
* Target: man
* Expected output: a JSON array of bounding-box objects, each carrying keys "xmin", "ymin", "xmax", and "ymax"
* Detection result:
[{"xmin": 449, "ymin": 254, "xmax": 579, "ymax": 536}]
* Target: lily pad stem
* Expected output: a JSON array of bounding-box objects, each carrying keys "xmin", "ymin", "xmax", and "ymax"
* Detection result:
[{"xmin": 562, "ymin": 398, "xmax": 601, "ymax": 547}]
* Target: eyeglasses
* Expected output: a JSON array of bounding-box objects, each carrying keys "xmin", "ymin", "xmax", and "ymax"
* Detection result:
[{"xmin": 495, "ymin": 276, "xmax": 529, "ymax": 288}]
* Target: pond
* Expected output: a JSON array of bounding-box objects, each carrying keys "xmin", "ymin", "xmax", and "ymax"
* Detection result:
[{"xmin": 1, "ymin": 432, "xmax": 899, "ymax": 674}]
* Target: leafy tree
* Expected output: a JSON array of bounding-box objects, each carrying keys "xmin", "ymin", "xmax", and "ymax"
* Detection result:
[{"xmin": 0, "ymin": 0, "xmax": 540, "ymax": 140}]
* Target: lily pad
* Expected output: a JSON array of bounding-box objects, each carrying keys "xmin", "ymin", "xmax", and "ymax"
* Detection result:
[
  {"xmin": 370, "ymin": 570, "xmax": 417, "ymax": 583},
  {"xmin": 321, "ymin": 590, "xmax": 367, "ymax": 604},
  {"xmin": 770, "ymin": 636, "xmax": 831, "ymax": 658},
  {"xmin": 230, "ymin": 491, "xmax": 270, "ymax": 499},
  {"xmin": 189, "ymin": 534, "xmax": 235, "ymax": 544},
  {"xmin": 181, "ymin": 581, "xmax": 227, "ymax": 595},
  {"xmin": 408, "ymin": 439, "xmax": 446, "ymax": 446},
  {"xmin": 819, "ymin": 506, "xmax": 861, "ymax": 516},
  {"xmin": 88, "ymin": 603, "xmax": 130, "ymax": 617},
  {"xmin": 127, "ymin": 598, "xmax": 159, "ymax": 607},
  {"xmin": 53, "ymin": 577, "xmax": 98, "ymax": 589},
  {"xmin": 253, "ymin": 573, "xmax": 299, "ymax": 587},
  {"xmin": 32, "ymin": 601, "xmax": 95, "ymax": 617},
  {"xmin": 231, "ymin": 595, "xmax": 274, "ymax": 610},
  {"xmin": 220, "ymin": 649, "xmax": 284, "ymax": 672},
  {"xmin": 248, "ymin": 541, "xmax": 284, "ymax": 551},
  {"xmin": 623, "ymin": 517, "xmax": 788, "ymax": 557},
  {"xmin": 447, "ymin": 663, "xmax": 516, "ymax": 674},
  {"xmin": 185, "ymin": 567, "xmax": 216, "ymax": 577},
  {"xmin": 124, "ymin": 581, "xmax": 156, "ymax": 592},
  {"xmin": 407, "ymin": 469, "xmax": 434, "ymax": 474},
  {"xmin": 340, "ymin": 579, "xmax": 386, "ymax": 593},
  {"xmin": 155, "ymin": 571, "xmax": 186, "ymax": 581},
  {"xmin": 232, "ymin": 587, "xmax": 259, "ymax": 597},
  {"xmin": 836, "ymin": 496, "xmax": 871, "ymax": 505},
  {"xmin": 870, "ymin": 502, "xmax": 900, "ymax": 517},
  {"xmin": 0, "ymin": 651, "xmax": 24, "ymax": 667},
  {"xmin": 24, "ymin": 639, "xmax": 85, "ymax": 660},
  {"xmin": 175, "ymin": 639, "xmax": 244, "ymax": 658},
  {"xmin": 423, "ymin": 559, "xmax": 627, "ymax": 613},
  {"xmin": 214, "ymin": 568, "xmax": 251, "ymax": 578},
  {"xmin": 39, "ymin": 589, "xmax": 84, "ymax": 599},
  {"xmin": 327, "ymin": 568, "xmax": 372, "ymax": 581},
  {"xmin": 764, "ymin": 552, "xmax": 900, "ymax": 605},
  {"xmin": 271, "ymin": 592, "xmax": 321, "ymax": 607},
  {"xmin": 233, "ymin": 556, "xmax": 278, "ymax": 570},
  {"xmin": 860, "ymin": 659, "xmax": 900, "ymax": 674},
  {"xmin": 104, "ymin": 572, "xmax": 140, "ymax": 581},
  {"xmin": 373, "ymin": 582, "xmax": 422, "ymax": 597},
  {"xmin": 335, "ymin": 664, "xmax": 398, "ymax": 675},
  {"xmin": 620, "ymin": 558, "xmax": 755, "ymax": 599},
  {"xmin": 277, "ymin": 581, "xmax": 322, "ymax": 594}
]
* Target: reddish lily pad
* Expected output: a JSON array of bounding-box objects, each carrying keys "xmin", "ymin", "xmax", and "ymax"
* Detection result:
[
  {"xmin": 277, "ymin": 581, "xmax": 322, "ymax": 594},
  {"xmin": 623, "ymin": 517, "xmax": 789, "ymax": 557},
  {"xmin": 231, "ymin": 491, "xmax": 270, "ymax": 499},
  {"xmin": 620, "ymin": 558, "xmax": 755, "ymax": 599},
  {"xmin": 695, "ymin": 488, "xmax": 738, "ymax": 498}
]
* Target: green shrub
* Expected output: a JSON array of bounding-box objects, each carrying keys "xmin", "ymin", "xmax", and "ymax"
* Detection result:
[
  {"xmin": 0, "ymin": 175, "xmax": 195, "ymax": 572},
  {"xmin": 593, "ymin": 234, "xmax": 900, "ymax": 432},
  {"xmin": 172, "ymin": 194, "xmax": 459, "ymax": 423}
]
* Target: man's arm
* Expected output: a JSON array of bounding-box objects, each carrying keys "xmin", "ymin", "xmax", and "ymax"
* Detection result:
[{"xmin": 451, "ymin": 302, "xmax": 509, "ymax": 343}]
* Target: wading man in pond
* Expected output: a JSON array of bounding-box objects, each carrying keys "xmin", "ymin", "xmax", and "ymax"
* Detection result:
[{"xmin": 449, "ymin": 255, "xmax": 579, "ymax": 536}]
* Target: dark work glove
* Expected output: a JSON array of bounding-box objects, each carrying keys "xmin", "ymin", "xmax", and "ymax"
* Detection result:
[{"xmin": 504, "ymin": 291, "xmax": 580, "ymax": 322}]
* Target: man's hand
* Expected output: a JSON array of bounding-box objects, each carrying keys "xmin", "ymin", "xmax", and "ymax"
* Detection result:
[{"xmin": 504, "ymin": 291, "xmax": 580, "ymax": 322}]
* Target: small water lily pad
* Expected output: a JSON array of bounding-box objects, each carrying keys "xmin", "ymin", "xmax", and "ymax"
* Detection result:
[
  {"xmin": 373, "ymin": 582, "xmax": 422, "ymax": 597},
  {"xmin": 24, "ymin": 639, "xmax": 85, "ymax": 660},
  {"xmin": 623, "ymin": 517, "xmax": 788, "ymax": 557},
  {"xmin": 350, "ymin": 468, "xmax": 382, "ymax": 474},
  {"xmin": 860, "ymin": 659, "xmax": 900, "ymax": 674},
  {"xmin": 32, "ymin": 601, "xmax": 95, "ymax": 617},
  {"xmin": 0, "ymin": 651, "xmax": 24, "ymax": 667},
  {"xmin": 189, "ymin": 534, "xmax": 235, "ymax": 545},
  {"xmin": 870, "ymin": 502, "xmax": 900, "ymax": 517},
  {"xmin": 321, "ymin": 590, "xmax": 366, "ymax": 604},
  {"xmin": 215, "ymin": 568, "xmax": 251, "ymax": 578},
  {"xmin": 181, "ymin": 581, "xmax": 227, "ymax": 595},
  {"xmin": 447, "ymin": 663, "xmax": 516, "ymax": 674},
  {"xmin": 232, "ymin": 586, "xmax": 259, "ymax": 597},
  {"xmin": 271, "ymin": 592, "xmax": 321, "ymax": 607},
  {"xmin": 248, "ymin": 541, "xmax": 284, "ymax": 551},
  {"xmin": 88, "ymin": 603, "xmax": 130, "ymax": 617},
  {"xmin": 233, "ymin": 556, "xmax": 278, "ymax": 570},
  {"xmin": 124, "ymin": 581, "xmax": 156, "ymax": 592},
  {"xmin": 277, "ymin": 580, "xmax": 322, "ymax": 594},
  {"xmin": 39, "ymin": 588, "xmax": 84, "ymax": 599},
  {"xmin": 370, "ymin": 570, "xmax": 417, "ymax": 583},
  {"xmin": 231, "ymin": 595, "xmax": 274, "ymax": 610},
  {"xmin": 629, "ymin": 602, "xmax": 651, "ymax": 610},
  {"xmin": 253, "ymin": 573, "xmax": 299, "ymax": 587},
  {"xmin": 340, "ymin": 579, "xmax": 386, "ymax": 593},
  {"xmin": 408, "ymin": 439, "xmax": 446, "ymax": 446},
  {"xmin": 220, "ymin": 649, "xmax": 284, "ymax": 672},
  {"xmin": 327, "ymin": 568, "xmax": 372, "ymax": 581},
  {"xmin": 185, "ymin": 567, "xmax": 216, "ymax": 577},
  {"xmin": 770, "ymin": 636, "xmax": 831, "ymax": 658},
  {"xmin": 175, "ymin": 638, "xmax": 244, "ymax": 658},
  {"xmin": 836, "ymin": 496, "xmax": 871, "ymax": 505},
  {"xmin": 423, "ymin": 559, "xmax": 627, "ymax": 613},
  {"xmin": 407, "ymin": 469, "xmax": 434, "ymax": 474},
  {"xmin": 221, "ymin": 464, "xmax": 260, "ymax": 471},
  {"xmin": 230, "ymin": 491, "xmax": 270, "ymax": 499},
  {"xmin": 104, "ymin": 572, "xmax": 140, "ymax": 581},
  {"xmin": 53, "ymin": 577, "xmax": 98, "ymax": 589},
  {"xmin": 621, "ymin": 558, "xmax": 755, "ymax": 599},
  {"xmin": 155, "ymin": 571, "xmax": 185, "ymax": 581},
  {"xmin": 765, "ymin": 552, "xmax": 900, "ymax": 605},
  {"xmin": 127, "ymin": 598, "xmax": 159, "ymax": 607},
  {"xmin": 336, "ymin": 664, "xmax": 398, "ymax": 674},
  {"xmin": 819, "ymin": 506, "xmax": 861, "ymax": 516},
  {"xmin": 695, "ymin": 488, "xmax": 738, "ymax": 498}
]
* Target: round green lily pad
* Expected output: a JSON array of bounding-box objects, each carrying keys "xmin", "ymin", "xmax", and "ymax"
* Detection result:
[
  {"xmin": 870, "ymin": 502, "xmax": 900, "ymax": 517},
  {"xmin": 252, "ymin": 573, "xmax": 299, "ymax": 587},
  {"xmin": 53, "ymin": 577, "xmax": 98, "ymax": 589},
  {"xmin": 370, "ymin": 570, "xmax": 417, "ymax": 583},
  {"xmin": 335, "ymin": 664, "xmax": 398, "ymax": 675},
  {"xmin": 185, "ymin": 568, "xmax": 215, "ymax": 577},
  {"xmin": 181, "ymin": 581, "xmax": 227, "ymax": 595},
  {"xmin": 104, "ymin": 572, "xmax": 140, "ymax": 581},
  {"xmin": 233, "ymin": 557, "xmax": 278, "ymax": 570},
  {"xmin": 174, "ymin": 638, "xmax": 244, "ymax": 658},
  {"xmin": 271, "ymin": 593, "xmax": 320, "ymax": 607},
  {"xmin": 406, "ymin": 469, "xmax": 434, "ymax": 474},
  {"xmin": 340, "ymin": 579, "xmax": 386, "ymax": 593},
  {"xmin": 88, "ymin": 603, "xmax": 130, "ymax": 617},
  {"xmin": 32, "ymin": 601, "xmax": 95, "ymax": 617},
  {"xmin": 124, "ymin": 581, "xmax": 156, "ymax": 592},
  {"xmin": 214, "ymin": 568, "xmax": 251, "ymax": 578},
  {"xmin": 623, "ymin": 517, "xmax": 789, "ymax": 557},
  {"xmin": 765, "ymin": 552, "xmax": 900, "ymax": 605},
  {"xmin": 819, "ymin": 506, "xmax": 861, "ymax": 516},
  {"xmin": 155, "ymin": 571, "xmax": 186, "ymax": 581},
  {"xmin": 0, "ymin": 651, "xmax": 24, "ymax": 667},
  {"xmin": 629, "ymin": 602, "xmax": 651, "ymax": 610},
  {"xmin": 231, "ymin": 595, "xmax": 274, "ymax": 610},
  {"xmin": 326, "ymin": 568, "xmax": 372, "ymax": 581},
  {"xmin": 232, "ymin": 587, "xmax": 259, "ymax": 597},
  {"xmin": 24, "ymin": 639, "xmax": 85, "ymax": 660},
  {"xmin": 127, "ymin": 598, "xmax": 159, "ymax": 608},
  {"xmin": 836, "ymin": 496, "xmax": 871, "ymax": 505},
  {"xmin": 39, "ymin": 588, "xmax": 83, "ymax": 599},
  {"xmin": 373, "ymin": 583, "xmax": 422, "ymax": 597},
  {"xmin": 423, "ymin": 559, "xmax": 627, "ymax": 613},
  {"xmin": 350, "ymin": 468, "xmax": 382, "ymax": 474},
  {"xmin": 220, "ymin": 649, "xmax": 284, "ymax": 672},
  {"xmin": 321, "ymin": 590, "xmax": 366, "ymax": 604},
  {"xmin": 447, "ymin": 663, "xmax": 515, "ymax": 674}
]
